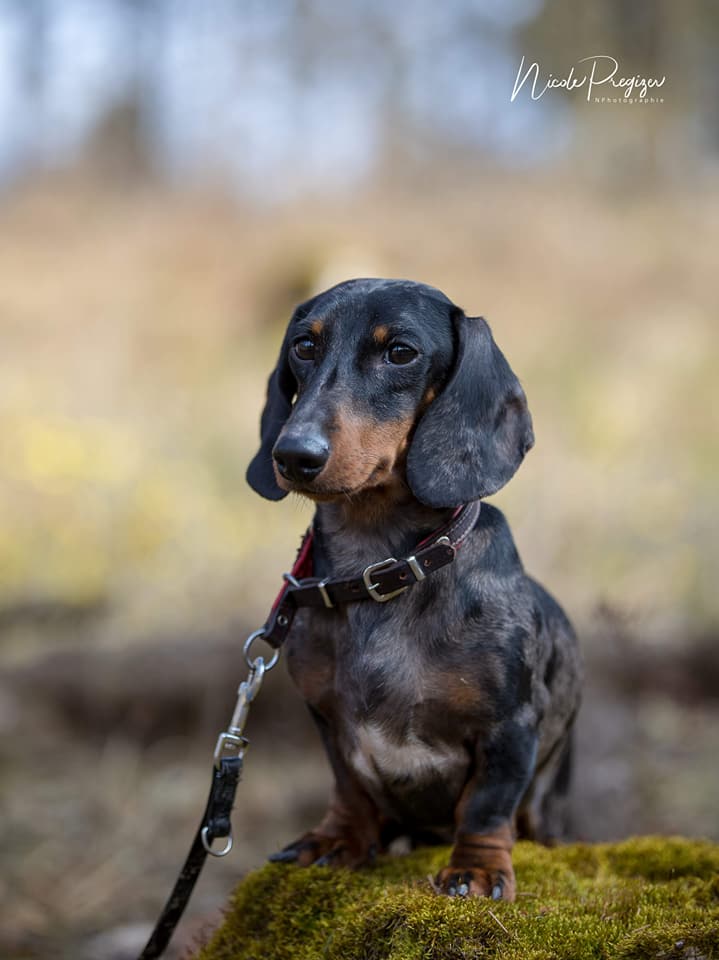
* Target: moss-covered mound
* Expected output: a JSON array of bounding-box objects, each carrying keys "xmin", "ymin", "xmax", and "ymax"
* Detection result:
[{"xmin": 197, "ymin": 837, "xmax": 719, "ymax": 960}]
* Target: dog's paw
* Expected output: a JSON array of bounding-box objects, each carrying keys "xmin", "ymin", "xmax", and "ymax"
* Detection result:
[
  {"xmin": 268, "ymin": 832, "xmax": 332, "ymax": 866},
  {"xmin": 434, "ymin": 865, "xmax": 516, "ymax": 901},
  {"xmin": 269, "ymin": 831, "xmax": 377, "ymax": 869}
]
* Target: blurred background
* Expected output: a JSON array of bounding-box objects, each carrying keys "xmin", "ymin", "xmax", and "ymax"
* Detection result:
[{"xmin": 0, "ymin": 1, "xmax": 717, "ymax": 957}]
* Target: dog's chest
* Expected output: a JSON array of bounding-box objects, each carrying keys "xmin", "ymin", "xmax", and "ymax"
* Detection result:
[
  {"xmin": 298, "ymin": 522, "xmax": 484, "ymax": 819},
  {"xmin": 333, "ymin": 607, "xmax": 473, "ymax": 808},
  {"xmin": 344, "ymin": 661, "xmax": 470, "ymax": 825},
  {"xmin": 348, "ymin": 718, "xmax": 466, "ymax": 791}
]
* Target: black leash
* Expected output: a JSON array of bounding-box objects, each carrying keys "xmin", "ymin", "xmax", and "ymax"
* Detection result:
[
  {"xmin": 138, "ymin": 757, "xmax": 242, "ymax": 959},
  {"xmin": 137, "ymin": 501, "xmax": 480, "ymax": 959},
  {"xmin": 138, "ymin": 644, "xmax": 277, "ymax": 960}
]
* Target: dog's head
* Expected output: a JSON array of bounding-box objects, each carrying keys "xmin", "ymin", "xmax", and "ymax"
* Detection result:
[{"xmin": 247, "ymin": 279, "xmax": 533, "ymax": 508}]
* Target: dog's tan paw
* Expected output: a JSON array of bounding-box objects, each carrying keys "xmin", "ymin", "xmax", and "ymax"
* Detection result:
[{"xmin": 434, "ymin": 865, "xmax": 516, "ymax": 901}]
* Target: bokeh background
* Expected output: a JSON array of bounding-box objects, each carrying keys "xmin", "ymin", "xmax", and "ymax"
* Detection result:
[{"xmin": 1, "ymin": 2, "xmax": 717, "ymax": 958}]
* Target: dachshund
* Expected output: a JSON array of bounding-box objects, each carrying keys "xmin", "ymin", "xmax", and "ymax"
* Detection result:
[{"xmin": 246, "ymin": 278, "xmax": 581, "ymax": 900}]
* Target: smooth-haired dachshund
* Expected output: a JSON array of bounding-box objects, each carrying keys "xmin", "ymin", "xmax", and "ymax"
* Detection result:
[{"xmin": 247, "ymin": 278, "xmax": 581, "ymax": 900}]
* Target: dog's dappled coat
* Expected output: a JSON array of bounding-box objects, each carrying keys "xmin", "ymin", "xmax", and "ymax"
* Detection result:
[{"xmin": 247, "ymin": 278, "xmax": 581, "ymax": 900}]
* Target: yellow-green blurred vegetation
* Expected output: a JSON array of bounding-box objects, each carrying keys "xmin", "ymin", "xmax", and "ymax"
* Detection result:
[{"xmin": 1, "ymin": 177, "xmax": 717, "ymax": 649}]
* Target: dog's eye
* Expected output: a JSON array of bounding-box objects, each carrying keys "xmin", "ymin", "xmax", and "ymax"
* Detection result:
[
  {"xmin": 293, "ymin": 337, "xmax": 316, "ymax": 361},
  {"xmin": 386, "ymin": 343, "xmax": 418, "ymax": 366}
]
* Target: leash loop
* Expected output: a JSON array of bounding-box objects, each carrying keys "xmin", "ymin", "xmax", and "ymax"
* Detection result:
[
  {"xmin": 243, "ymin": 627, "xmax": 280, "ymax": 671},
  {"xmin": 201, "ymin": 825, "xmax": 233, "ymax": 858}
]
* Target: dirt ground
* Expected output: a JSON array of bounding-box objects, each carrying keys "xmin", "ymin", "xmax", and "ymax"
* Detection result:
[{"xmin": 1, "ymin": 609, "xmax": 717, "ymax": 960}]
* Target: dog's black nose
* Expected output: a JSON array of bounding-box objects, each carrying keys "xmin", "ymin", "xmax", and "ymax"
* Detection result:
[{"xmin": 273, "ymin": 434, "xmax": 330, "ymax": 483}]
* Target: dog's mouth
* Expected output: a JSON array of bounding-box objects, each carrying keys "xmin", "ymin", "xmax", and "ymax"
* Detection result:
[
  {"xmin": 272, "ymin": 414, "xmax": 413, "ymax": 503},
  {"xmin": 273, "ymin": 457, "xmax": 397, "ymax": 502}
]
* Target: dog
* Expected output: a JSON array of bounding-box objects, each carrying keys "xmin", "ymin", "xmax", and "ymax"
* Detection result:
[{"xmin": 247, "ymin": 278, "xmax": 581, "ymax": 900}]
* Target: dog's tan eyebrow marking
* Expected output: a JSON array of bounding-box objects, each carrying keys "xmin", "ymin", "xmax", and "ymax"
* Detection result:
[
  {"xmin": 372, "ymin": 325, "xmax": 389, "ymax": 344},
  {"xmin": 310, "ymin": 319, "xmax": 324, "ymax": 335}
]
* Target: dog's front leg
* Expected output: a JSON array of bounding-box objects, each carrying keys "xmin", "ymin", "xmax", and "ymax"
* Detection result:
[
  {"xmin": 435, "ymin": 724, "xmax": 538, "ymax": 901},
  {"xmin": 270, "ymin": 708, "xmax": 383, "ymax": 869}
]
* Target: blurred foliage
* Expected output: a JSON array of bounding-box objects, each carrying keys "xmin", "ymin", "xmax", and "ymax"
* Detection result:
[
  {"xmin": 1, "ymin": 1, "xmax": 719, "ymax": 194},
  {"xmin": 0, "ymin": 178, "xmax": 716, "ymax": 654}
]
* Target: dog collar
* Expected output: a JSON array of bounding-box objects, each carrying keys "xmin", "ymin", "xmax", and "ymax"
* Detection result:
[{"xmin": 260, "ymin": 500, "xmax": 481, "ymax": 649}]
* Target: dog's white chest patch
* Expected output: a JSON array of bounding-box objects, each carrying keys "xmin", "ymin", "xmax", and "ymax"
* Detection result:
[{"xmin": 350, "ymin": 722, "xmax": 464, "ymax": 787}]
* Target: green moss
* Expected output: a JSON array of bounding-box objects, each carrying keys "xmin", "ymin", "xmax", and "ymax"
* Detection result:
[{"xmin": 197, "ymin": 838, "xmax": 719, "ymax": 960}]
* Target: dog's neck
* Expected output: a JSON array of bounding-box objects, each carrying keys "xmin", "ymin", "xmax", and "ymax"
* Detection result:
[{"xmin": 313, "ymin": 487, "xmax": 455, "ymax": 579}]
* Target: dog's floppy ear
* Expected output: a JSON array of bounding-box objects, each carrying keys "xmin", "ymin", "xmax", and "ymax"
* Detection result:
[
  {"xmin": 246, "ymin": 329, "xmax": 294, "ymax": 500},
  {"xmin": 407, "ymin": 311, "xmax": 534, "ymax": 508},
  {"xmin": 247, "ymin": 298, "xmax": 318, "ymax": 500}
]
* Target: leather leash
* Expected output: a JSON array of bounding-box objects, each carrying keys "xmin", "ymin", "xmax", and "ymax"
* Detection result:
[{"xmin": 137, "ymin": 499, "xmax": 480, "ymax": 959}]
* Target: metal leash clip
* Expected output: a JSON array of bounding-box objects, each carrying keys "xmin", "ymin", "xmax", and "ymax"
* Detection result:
[{"xmin": 212, "ymin": 628, "xmax": 280, "ymax": 772}]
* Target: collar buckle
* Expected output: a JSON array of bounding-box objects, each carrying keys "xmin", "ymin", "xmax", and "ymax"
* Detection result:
[{"xmin": 362, "ymin": 557, "xmax": 409, "ymax": 603}]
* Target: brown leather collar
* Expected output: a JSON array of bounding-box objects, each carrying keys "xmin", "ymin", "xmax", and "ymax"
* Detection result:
[{"xmin": 261, "ymin": 500, "xmax": 481, "ymax": 648}]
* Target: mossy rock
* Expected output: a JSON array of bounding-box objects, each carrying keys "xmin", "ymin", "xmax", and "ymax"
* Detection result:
[{"xmin": 197, "ymin": 837, "xmax": 719, "ymax": 960}]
